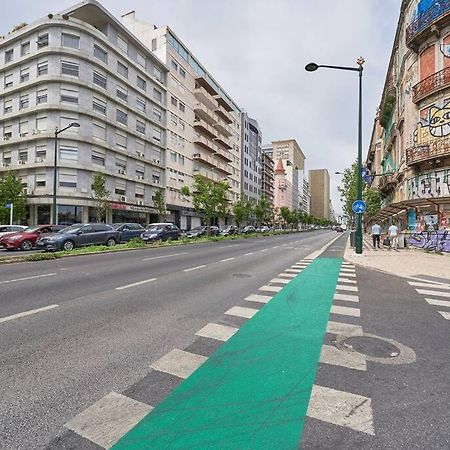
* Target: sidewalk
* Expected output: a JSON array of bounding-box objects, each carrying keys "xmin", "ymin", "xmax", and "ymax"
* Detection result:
[{"xmin": 345, "ymin": 235, "xmax": 450, "ymax": 282}]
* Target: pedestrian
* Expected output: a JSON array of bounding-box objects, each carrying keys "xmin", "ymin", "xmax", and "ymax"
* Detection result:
[
  {"xmin": 371, "ymin": 222, "xmax": 381, "ymax": 249},
  {"xmin": 388, "ymin": 222, "xmax": 399, "ymax": 251}
]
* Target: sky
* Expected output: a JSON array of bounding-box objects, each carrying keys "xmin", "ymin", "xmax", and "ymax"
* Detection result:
[{"xmin": 1, "ymin": 0, "xmax": 401, "ymax": 215}]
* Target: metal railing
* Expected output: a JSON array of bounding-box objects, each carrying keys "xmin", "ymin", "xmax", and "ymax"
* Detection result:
[
  {"xmin": 412, "ymin": 66, "xmax": 450, "ymax": 103},
  {"xmin": 406, "ymin": 138, "xmax": 450, "ymax": 165}
]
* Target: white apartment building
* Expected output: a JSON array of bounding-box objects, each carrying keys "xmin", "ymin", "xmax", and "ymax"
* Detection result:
[
  {"xmin": 122, "ymin": 12, "xmax": 241, "ymax": 229},
  {"xmin": 0, "ymin": 0, "xmax": 168, "ymax": 226}
]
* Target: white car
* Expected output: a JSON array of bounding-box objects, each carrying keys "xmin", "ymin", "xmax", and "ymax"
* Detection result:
[{"xmin": 0, "ymin": 225, "xmax": 27, "ymax": 239}]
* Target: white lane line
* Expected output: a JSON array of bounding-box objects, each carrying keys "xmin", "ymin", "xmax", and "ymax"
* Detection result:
[
  {"xmin": 438, "ymin": 311, "xmax": 450, "ymax": 320},
  {"xmin": 279, "ymin": 273, "xmax": 297, "ymax": 279},
  {"xmin": 416, "ymin": 289, "xmax": 450, "ymax": 298},
  {"xmin": 195, "ymin": 323, "xmax": 238, "ymax": 341},
  {"xmin": 293, "ymin": 264, "xmax": 308, "ymax": 268},
  {"xmin": 183, "ymin": 265, "xmax": 206, "ymax": 272},
  {"xmin": 339, "ymin": 272, "xmax": 356, "ymax": 278},
  {"xmin": 142, "ymin": 252, "xmax": 187, "ymax": 261},
  {"xmin": 340, "ymin": 269, "xmax": 356, "ymax": 274},
  {"xmin": 338, "ymin": 278, "xmax": 357, "ymax": 284},
  {"xmin": 272, "ymin": 246, "xmax": 280, "ymax": 249},
  {"xmin": 225, "ymin": 306, "xmax": 258, "ymax": 318},
  {"xmin": 285, "ymin": 269, "xmax": 301, "ymax": 274},
  {"xmin": 64, "ymin": 392, "xmax": 152, "ymax": 449},
  {"xmin": 259, "ymin": 285, "xmax": 283, "ymax": 293},
  {"xmin": 245, "ymin": 252, "xmax": 255, "ymax": 255},
  {"xmin": 260, "ymin": 249, "xmax": 268, "ymax": 252},
  {"xmin": 115, "ymin": 278, "xmax": 157, "ymax": 291},
  {"xmin": 331, "ymin": 305, "xmax": 361, "ymax": 317},
  {"xmin": 151, "ymin": 349, "xmax": 207, "ymax": 379},
  {"xmin": 336, "ymin": 284, "xmax": 358, "ymax": 292},
  {"xmin": 320, "ymin": 344, "xmax": 367, "ymax": 371},
  {"xmin": 0, "ymin": 273, "xmax": 56, "ymax": 285},
  {"xmin": 327, "ymin": 321, "xmax": 363, "ymax": 336},
  {"xmin": 220, "ymin": 257, "xmax": 235, "ymax": 262},
  {"xmin": 409, "ymin": 281, "xmax": 450, "ymax": 290},
  {"xmin": 245, "ymin": 294, "xmax": 272, "ymax": 304},
  {"xmin": 334, "ymin": 293, "xmax": 359, "ymax": 303},
  {"xmin": 307, "ymin": 385, "xmax": 374, "ymax": 435},
  {"xmin": 425, "ymin": 298, "xmax": 450, "ymax": 308},
  {"xmin": 270, "ymin": 278, "xmax": 290, "ymax": 285},
  {"xmin": 0, "ymin": 304, "xmax": 59, "ymax": 324}
]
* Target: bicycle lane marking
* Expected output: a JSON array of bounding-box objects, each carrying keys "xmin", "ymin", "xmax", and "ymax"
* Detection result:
[{"xmin": 112, "ymin": 257, "xmax": 341, "ymax": 449}]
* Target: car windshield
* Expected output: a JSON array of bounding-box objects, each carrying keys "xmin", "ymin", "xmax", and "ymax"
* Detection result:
[
  {"xmin": 24, "ymin": 226, "xmax": 42, "ymax": 233},
  {"xmin": 58, "ymin": 224, "xmax": 83, "ymax": 234},
  {"xmin": 147, "ymin": 224, "xmax": 165, "ymax": 231}
]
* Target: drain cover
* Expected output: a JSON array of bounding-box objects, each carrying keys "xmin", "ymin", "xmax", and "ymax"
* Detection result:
[
  {"xmin": 344, "ymin": 336, "xmax": 400, "ymax": 358},
  {"xmin": 232, "ymin": 273, "xmax": 252, "ymax": 278}
]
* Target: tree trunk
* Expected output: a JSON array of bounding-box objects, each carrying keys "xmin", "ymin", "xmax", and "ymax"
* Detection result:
[{"xmin": 207, "ymin": 217, "xmax": 212, "ymax": 237}]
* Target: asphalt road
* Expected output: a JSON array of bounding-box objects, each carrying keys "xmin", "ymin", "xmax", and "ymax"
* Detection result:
[{"xmin": 0, "ymin": 230, "xmax": 335, "ymax": 449}]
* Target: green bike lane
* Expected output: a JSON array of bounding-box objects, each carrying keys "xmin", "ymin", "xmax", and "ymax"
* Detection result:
[{"xmin": 113, "ymin": 251, "xmax": 343, "ymax": 448}]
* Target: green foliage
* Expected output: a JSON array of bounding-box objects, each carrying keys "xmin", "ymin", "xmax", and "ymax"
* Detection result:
[
  {"xmin": 0, "ymin": 171, "xmax": 27, "ymax": 224},
  {"xmin": 25, "ymin": 252, "xmax": 60, "ymax": 261},
  {"xmin": 364, "ymin": 186, "xmax": 382, "ymax": 219},
  {"xmin": 91, "ymin": 172, "xmax": 110, "ymax": 223},
  {"xmin": 153, "ymin": 189, "xmax": 166, "ymax": 221},
  {"xmin": 254, "ymin": 196, "xmax": 274, "ymax": 226},
  {"xmin": 338, "ymin": 161, "xmax": 358, "ymax": 221},
  {"xmin": 233, "ymin": 197, "xmax": 250, "ymax": 227},
  {"xmin": 379, "ymin": 95, "xmax": 395, "ymax": 128},
  {"xmin": 279, "ymin": 207, "xmax": 291, "ymax": 228},
  {"xmin": 125, "ymin": 237, "xmax": 145, "ymax": 248}
]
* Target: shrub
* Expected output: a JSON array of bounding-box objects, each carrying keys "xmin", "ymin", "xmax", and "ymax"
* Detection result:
[
  {"xmin": 209, "ymin": 236, "xmax": 219, "ymax": 242},
  {"xmin": 26, "ymin": 252, "xmax": 60, "ymax": 261},
  {"xmin": 126, "ymin": 237, "xmax": 145, "ymax": 248},
  {"xmin": 180, "ymin": 236, "xmax": 191, "ymax": 244}
]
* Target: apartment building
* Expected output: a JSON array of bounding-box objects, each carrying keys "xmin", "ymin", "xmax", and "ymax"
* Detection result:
[
  {"xmin": 308, "ymin": 169, "xmax": 331, "ymax": 220},
  {"xmin": 261, "ymin": 151, "xmax": 274, "ymax": 205},
  {"xmin": 0, "ymin": 0, "xmax": 167, "ymax": 226},
  {"xmin": 273, "ymin": 158, "xmax": 292, "ymax": 211},
  {"xmin": 122, "ymin": 12, "xmax": 241, "ymax": 229},
  {"xmin": 367, "ymin": 0, "xmax": 450, "ymax": 231},
  {"xmin": 241, "ymin": 112, "xmax": 262, "ymax": 203}
]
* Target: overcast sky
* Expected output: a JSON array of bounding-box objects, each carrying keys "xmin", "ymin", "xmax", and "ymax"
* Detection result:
[{"xmin": 1, "ymin": 0, "xmax": 401, "ymax": 214}]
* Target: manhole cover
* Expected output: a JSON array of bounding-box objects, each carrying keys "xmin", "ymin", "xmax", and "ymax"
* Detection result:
[
  {"xmin": 343, "ymin": 336, "xmax": 400, "ymax": 358},
  {"xmin": 232, "ymin": 273, "xmax": 252, "ymax": 278}
]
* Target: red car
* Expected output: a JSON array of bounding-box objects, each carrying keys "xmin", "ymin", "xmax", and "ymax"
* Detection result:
[{"xmin": 0, "ymin": 225, "xmax": 65, "ymax": 251}]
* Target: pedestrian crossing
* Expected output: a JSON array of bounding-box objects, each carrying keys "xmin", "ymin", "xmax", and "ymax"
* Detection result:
[{"xmin": 407, "ymin": 279, "xmax": 450, "ymax": 321}]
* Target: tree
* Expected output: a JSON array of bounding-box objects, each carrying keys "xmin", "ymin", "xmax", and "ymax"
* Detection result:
[
  {"xmin": 338, "ymin": 161, "xmax": 358, "ymax": 225},
  {"xmin": 364, "ymin": 186, "xmax": 382, "ymax": 220},
  {"xmin": 233, "ymin": 197, "xmax": 250, "ymax": 228},
  {"xmin": 254, "ymin": 196, "xmax": 274, "ymax": 227},
  {"xmin": 181, "ymin": 176, "xmax": 230, "ymax": 236},
  {"xmin": 91, "ymin": 172, "xmax": 110, "ymax": 223},
  {"xmin": 279, "ymin": 207, "xmax": 291, "ymax": 229},
  {"xmin": 153, "ymin": 189, "xmax": 167, "ymax": 222},
  {"xmin": 0, "ymin": 171, "xmax": 27, "ymax": 224}
]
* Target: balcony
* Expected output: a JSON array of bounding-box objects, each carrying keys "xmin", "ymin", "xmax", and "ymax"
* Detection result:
[
  {"xmin": 194, "ymin": 86, "xmax": 218, "ymax": 111},
  {"xmin": 215, "ymin": 105, "xmax": 233, "ymax": 124},
  {"xmin": 214, "ymin": 94, "xmax": 234, "ymax": 112},
  {"xmin": 193, "ymin": 167, "xmax": 222, "ymax": 183},
  {"xmin": 193, "ymin": 103, "xmax": 216, "ymax": 125},
  {"xmin": 214, "ymin": 147, "xmax": 232, "ymax": 162},
  {"xmin": 214, "ymin": 135, "xmax": 233, "ymax": 150},
  {"xmin": 406, "ymin": 138, "xmax": 450, "ymax": 165},
  {"xmin": 193, "ymin": 133, "xmax": 217, "ymax": 153},
  {"xmin": 412, "ymin": 67, "xmax": 450, "ymax": 103},
  {"xmin": 214, "ymin": 119, "xmax": 233, "ymax": 137},
  {"xmin": 193, "ymin": 118, "xmax": 217, "ymax": 139},
  {"xmin": 215, "ymin": 162, "xmax": 232, "ymax": 175},
  {"xmin": 379, "ymin": 173, "xmax": 396, "ymax": 193},
  {"xmin": 193, "ymin": 151, "xmax": 215, "ymax": 167},
  {"xmin": 406, "ymin": 0, "xmax": 450, "ymax": 51}
]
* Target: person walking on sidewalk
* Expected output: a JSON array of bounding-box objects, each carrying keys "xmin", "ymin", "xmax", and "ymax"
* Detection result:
[
  {"xmin": 388, "ymin": 222, "xmax": 399, "ymax": 251},
  {"xmin": 371, "ymin": 222, "xmax": 381, "ymax": 249}
]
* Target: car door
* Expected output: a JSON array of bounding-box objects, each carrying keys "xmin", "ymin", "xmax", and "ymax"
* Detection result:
[
  {"xmin": 92, "ymin": 224, "xmax": 111, "ymax": 244},
  {"xmin": 117, "ymin": 225, "xmax": 130, "ymax": 242},
  {"xmin": 77, "ymin": 225, "xmax": 96, "ymax": 246},
  {"xmin": 169, "ymin": 224, "xmax": 180, "ymax": 239},
  {"xmin": 130, "ymin": 223, "xmax": 144, "ymax": 239}
]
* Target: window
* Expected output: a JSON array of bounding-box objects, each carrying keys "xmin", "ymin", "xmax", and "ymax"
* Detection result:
[
  {"xmin": 171, "ymin": 60, "xmax": 178, "ymax": 71},
  {"xmin": 179, "ymin": 102, "xmax": 185, "ymax": 113},
  {"xmin": 135, "ymin": 184, "xmax": 145, "ymax": 199},
  {"xmin": 59, "ymin": 172, "xmax": 77, "ymax": 188},
  {"xmin": 92, "ymin": 96, "xmax": 106, "ymax": 114},
  {"xmin": 136, "ymin": 97, "xmax": 146, "ymax": 113},
  {"xmin": 19, "ymin": 67, "xmax": 29, "ymax": 83},
  {"xmin": 92, "ymin": 148, "xmax": 105, "ymax": 166},
  {"xmin": 115, "ymin": 156, "xmax": 127, "ymax": 172},
  {"xmin": 116, "ymin": 131, "xmax": 127, "ymax": 148},
  {"xmin": 62, "ymin": 33, "xmax": 80, "ymax": 49},
  {"xmin": 3, "ymin": 99, "xmax": 12, "ymax": 114},
  {"xmin": 116, "ymin": 109, "xmax": 127, "ymax": 125},
  {"xmin": 171, "ymin": 96, "xmax": 177, "ymax": 107},
  {"xmin": 179, "ymin": 120, "xmax": 185, "ymax": 131},
  {"xmin": 19, "ymin": 120, "xmax": 29, "ymax": 136},
  {"xmin": 117, "ymin": 61, "xmax": 128, "ymax": 78},
  {"xmin": 170, "ymin": 114, "xmax": 177, "ymax": 126},
  {"xmin": 152, "ymin": 171, "xmax": 160, "ymax": 184},
  {"xmin": 19, "ymin": 94, "xmax": 29, "ymax": 109},
  {"xmin": 117, "ymin": 35, "xmax": 128, "ymax": 54},
  {"xmin": 93, "ymin": 71, "xmax": 107, "ymax": 89},
  {"xmin": 5, "ymin": 49, "xmax": 13, "ymax": 63},
  {"xmin": 93, "ymin": 44, "xmax": 107, "ymax": 63},
  {"xmin": 170, "ymin": 151, "xmax": 177, "ymax": 162},
  {"xmin": 153, "ymin": 88, "xmax": 162, "ymax": 102},
  {"xmin": 36, "ymin": 146, "xmax": 46, "ymax": 161},
  {"xmin": 61, "ymin": 87, "xmax": 79, "ymax": 104},
  {"xmin": 3, "ymin": 124, "xmax": 12, "ymax": 139},
  {"xmin": 153, "ymin": 107, "xmax": 162, "ymax": 122},
  {"xmin": 137, "ymin": 52, "xmax": 146, "ymax": 68},
  {"xmin": 19, "ymin": 148, "xmax": 28, "ymax": 163},
  {"xmin": 37, "ymin": 33, "xmax": 49, "ymax": 48},
  {"xmin": 136, "ymin": 140, "xmax": 145, "ymax": 157},
  {"xmin": 136, "ymin": 119, "xmax": 145, "ymax": 134},
  {"xmin": 153, "ymin": 128, "xmax": 161, "ymax": 143},
  {"xmin": 4, "ymin": 73, "xmax": 13, "ymax": 88},
  {"xmin": 179, "ymin": 155, "xmax": 185, "ymax": 165},
  {"xmin": 153, "ymin": 66, "xmax": 162, "ymax": 82},
  {"xmin": 37, "ymin": 88, "xmax": 47, "ymax": 104},
  {"xmin": 37, "ymin": 60, "xmax": 48, "ymax": 75},
  {"xmin": 21, "ymin": 41, "xmax": 30, "ymax": 56},
  {"xmin": 61, "ymin": 60, "xmax": 79, "ymax": 77},
  {"xmin": 59, "ymin": 145, "xmax": 78, "ymax": 161},
  {"xmin": 35, "ymin": 173, "xmax": 46, "ymax": 187},
  {"xmin": 151, "ymin": 38, "xmax": 157, "ymax": 51},
  {"xmin": 115, "ymin": 180, "xmax": 126, "ymax": 195},
  {"xmin": 116, "ymin": 84, "xmax": 128, "ymax": 102},
  {"xmin": 135, "ymin": 164, "xmax": 145, "ymax": 177},
  {"xmin": 137, "ymin": 75, "xmax": 146, "ymax": 91},
  {"xmin": 3, "ymin": 151, "xmax": 12, "ymax": 165},
  {"xmin": 93, "ymin": 121, "xmax": 106, "ymax": 140}
]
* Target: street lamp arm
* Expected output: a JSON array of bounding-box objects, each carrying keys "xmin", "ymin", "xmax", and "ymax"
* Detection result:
[
  {"xmin": 317, "ymin": 64, "xmax": 361, "ymax": 72},
  {"xmin": 55, "ymin": 122, "xmax": 80, "ymax": 136}
]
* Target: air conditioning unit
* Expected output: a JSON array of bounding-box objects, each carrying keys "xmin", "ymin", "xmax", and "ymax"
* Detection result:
[
  {"xmin": 154, "ymin": 180, "xmax": 160, "ymax": 184},
  {"xmin": 3, "ymin": 136, "xmax": 11, "ymax": 141},
  {"xmin": 18, "ymin": 160, "xmax": 25, "ymax": 165},
  {"xmin": 120, "ymin": 195, "xmax": 127, "ymax": 202},
  {"xmin": 37, "ymin": 158, "xmax": 45, "ymax": 163},
  {"xmin": 118, "ymin": 169, "xmax": 126, "ymax": 175},
  {"xmin": 136, "ymin": 151, "xmax": 144, "ymax": 157},
  {"xmin": 23, "ymin": 188, "xmax": 28, "ymax": 195},
  {"xmin": 152, "ymin": 158, "xmax": 160, "ymax": 164},
  {"xmin": 1, "ymin": 163, "xmax": 8, "ymax": 167},
  {"xmin": 137, "ymin": 200, "xmax": 144, "ymax": 206},
  {"xmin": 32, "ymin": 129, "xmax": 41, "ymax": 135},
  {"xmin": 137, "ymin": 175, "xmax": 144, "ymax": 180},
  {"xmin": 19, "ymin": 133, "xmax": 28, "ymax": 137}
]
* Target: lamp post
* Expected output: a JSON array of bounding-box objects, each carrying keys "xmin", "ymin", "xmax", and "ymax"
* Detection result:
[
  {"xmin": 52, "ymin": 122, "xmax": 80, "ymax": 224},
  {"xmin": 306, "ymin": 58, "xmax": 365, "ymax": 254}
]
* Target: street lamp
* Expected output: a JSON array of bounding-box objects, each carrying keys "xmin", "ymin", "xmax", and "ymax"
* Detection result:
[
  {"xmin": 305, "ymin": 57, "xmax": 365, "ymax": 254},
  {"xmin": 52, "ymin": 122, "xmax": 80, "ymax": 224}
]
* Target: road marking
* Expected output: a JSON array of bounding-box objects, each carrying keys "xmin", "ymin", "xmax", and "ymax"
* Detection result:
[
  {"xmin": 338, "ymin": 277, "xmax": 357, "ymax": 284},
  {"xmin": 425, "ymin": 298, "xmax": 450, "ymax": 308},
  {"xmin": 0, "ymin": 304, "xmax": 59, "ymax": 324},
  {"xmin": 64, "ymin": 392, "xmax": 152, "ymax": 449},
  {"xmin": 183, "ymin": 265, "xmax": 206, "ymax": 272},
  {"xmin": 245, "ymin": 294, "xmax": 272, "ymax": 303},
  {"xmin": 151, "ymin": 349, "xmax": 207, "ymax": 379},
  {"xmin": 438, "ymin": 311, "xmax": 450, "ymax": 320},
  {"xmin": 220, "ymin": 257, "xmax": 235, "ymax": 262},
  {"xmin": 0, "ymin": 273, "xmax": 56, "ymax": 285},
  {"xmin": 285, "ymin": 269, "xmax": 302, "ymax": 274},
  {"xmin": 292, "ymin": 264, "xmax": 308, "ymax": 268},
  {"xmin": 339, "ymin": 272, "xmax": 356, "ymax": 278},
  {"xmin": 142, "ymin": 252, "xmax": 187, "ymax": 261},
  {"xmin": 270, "ymin": 278, "xmax": 290, "ymax": 284},
  {"xmin": 340, "ymin": 268, "xmax": 356, "ymax": 273},
  {"xmin": 272, "ymin": 246, "xmax": 279, "ymax": 249},
  {"xmin": 260, "ymin": 248, "xmax": 268, "ymax": 252},
  {"xmin": 307, "ymin": 385, "xmax": 374, "ymax": 435},
  {"xmin": 416, "ymin": 289, "xmax": 450, "ymax": 298},
  {"xmin": 245, "ymin": 252, "xmax": 254, "ymax": 255},
  {"xmin": 320, "ymin": 344, "xmax": 367, "ymax": 371},
  {"xmin": 336, "ymin": 284, "xmax": 358, "ymax": 292},
  {"xmin": 331, "ymin": 305, "xmax": 361, "ymax": 317},
  {"xmin": 259, "ymin": 285, "xmax": 283, "ymax": 292},
  {"xmin": 409, "ymin": 281, "xmax": 450, "ymax": 290},
  {"xmin": 327, "ymin": 321, "xmax": 363, "ymax": 336},
  {"xmin": 195, "ymin": 323, "xmax": 238, "ymax": 341},
  {"xmin": 279, "ymin": 273, "xmax": 297, "ymax": 278},
  {"xmin": 225, "ymin": 306, "xmax": 258, "ymax": 318},
  {"xmin": 115, "ymin": 278, "xmax": 157, "ymax": 290},
  {"xmin": 334, "ymin": 293, "xmax": 359, "ymax": 303}
]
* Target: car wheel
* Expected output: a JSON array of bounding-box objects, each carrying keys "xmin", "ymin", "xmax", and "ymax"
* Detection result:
[
  {"xmin": 20, "ymin": 240, "xmax": 33, "ymax": 251},
  {"xmin": 106, "ymin": 237, "xmax": 116, "ymax": 247},
  {"xmin": 62, "ymin": 240, "xmax": 75, "ymax": 251}
]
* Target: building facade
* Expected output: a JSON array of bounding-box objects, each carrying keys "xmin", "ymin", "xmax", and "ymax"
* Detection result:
[
  {"xmin": 241, "ymin": 112, "xmax": 262, "ymax": 202},
  {"xmin": 0, "ymin": 0, "xmax": 167, "ymax": 226},
  {"xmin": 367, "ymin": 0, "xmax": 450, "ymax": 235},
  {"xmin": 122, "ymin": 12, "xmax": 242, "ymax": 229},
  {"xmin": 308, "ymin": 169, "xmax": 331, "ymax": 219},
  {"xmin": 273, "ymin": 158, "xmax": 292, "ymax": 211},
  {"xmin": 260, "ymin": 151, "xmax": 274, "ymax": 205}
]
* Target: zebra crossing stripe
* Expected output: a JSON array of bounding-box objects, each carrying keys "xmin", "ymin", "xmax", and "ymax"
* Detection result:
[
  {"xmin": 425, "ymin": 298, "xmax": 450, "ymax": 308},
  {"xmin": 225, "ymin": 306, "xmax": 258, "ymax": 319},
  {"xmin": 331, "ymin": 305, "xmax": 361, "ymax": 317},
  {"xmin": 339, "ymin": 272, "xmax": 356, "ymax": 278},
  {"xmin": 279, "ymin": 273, "xmax": 297, "ymax": 278},
  {"xmin": 408, "ymin": 281, "xmax": 450, "ymax": 290},
  {"xmin": 334, "ymin": 293, "xmax": 359, "ymax": 303},
  {"xmin": 151, "ymin": 349, "xmax": 207, "ymax": 379},
  {"xmin": 336, "ymin": 284, "xmax": 358, "ymax": 292},
  {"xmin": 438, "ymin": 311, "xmax": 450, "ymax": 320},
  {"xmin": 195, "ymin": 323, "xmax": 238, "ymax": 341},
  {"xmin": 270, "ymin": 278, "xmax": 290, "ymax": 284},
  {"xmin": 319, "ymin": 344, "xmax": 366, "ymax": 371},
  {"xmin": 245, "ymin": 294, "xmax": 272, "ymax": 303},
  {"xmin": 326, "ymin": 321, "xmax": 363, "ymax": 336},
  {"xmin": 338, "ymin": 277, "xmax": 357, "ymax": 283},
  {"xmin": 259, "ymin": 285, "xmax": 283, "ymax": 292},
  {"xmin": 416, "ymin": 289, "xmax": 450, "ymax": 298}
]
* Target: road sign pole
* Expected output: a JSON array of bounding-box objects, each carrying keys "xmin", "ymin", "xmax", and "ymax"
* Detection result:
[
  {"xmin": 9, "ymin": 203, "xmax": 13, "ymax": 225},
  {"xmin": 355, "ymin": 65, "xmax": 363, "ymax": 254}
]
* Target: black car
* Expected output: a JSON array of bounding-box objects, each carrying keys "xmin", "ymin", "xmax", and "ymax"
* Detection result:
[
  {"xmin": 112, "ymin": 223, "xmax": 145, "ymax": 242},
  {"xmin": 36, "ymin": 223, "xmax": 120, "ymax": 251},
  {"xmin": 141, "ymin": 223, "xmax": 181, "ymax": 242},
  {"xmin": 185, "ymin": 226, "xmax": 220, "ymax": 238},
  {"xmin": 220, "ymin": 225, "xmax": 239, "ymax": 236}
]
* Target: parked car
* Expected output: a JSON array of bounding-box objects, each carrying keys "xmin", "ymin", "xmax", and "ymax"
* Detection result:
[
  {"xmin": 185, "ymin": 226, "xmax": 220, "ymax": 238},
  {"xmin": 112, "ymin": 223, "xmax": 145, "ymax": 242},
  {"xmin": 242, "ymin": 225, "xmax": 256, "ymax": 234},
  {"xmin": 257, "ymin": 226, "xmax": 271, "ymax": 233},
  {"xmin": 141, "ymin": 223, "xmax": 181, "ymax": 242},
  {"xmin": 36, "ymin": 223, "xmax": 120, "ymax": 251},
  {"xmin": 0, "ymin": 225, "xmax": 65, "ymax": 251},
  {"xmin": 220, "ymin": 225, "xmax": 239, "ymax": 236},
  {"xmin": 0, "ymin": 225, "xmax": 27, "ymax": 239},
  {"xmin": 336, "ymin": 226, "xmax": 344, "ymax": 232}
]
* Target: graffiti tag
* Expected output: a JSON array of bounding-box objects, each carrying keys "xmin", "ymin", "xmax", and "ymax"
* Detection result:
[{"xmin": 409, "ymin": 230, "xmax": 450, "ymax": 252}]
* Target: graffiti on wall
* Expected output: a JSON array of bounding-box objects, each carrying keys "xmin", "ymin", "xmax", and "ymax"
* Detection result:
[
  {"xmin": 406, "ymin": 169, "xmax": 450, "ymax": 199},
  {"xmin": 409, "ymin": 230, "xmax": 450, "ymax": 252}
]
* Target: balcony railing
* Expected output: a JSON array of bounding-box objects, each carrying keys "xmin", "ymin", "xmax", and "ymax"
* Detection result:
[
  {"xmin": 406, "ymin": 0, "xmax": 450, "ymax": 49},
  {"xmin": 412, "ymin": 67, "xmax": 450, "ymax": 103},
  {"xmin": 406, "ymin": 138, "xmax": 450, "ymax": 165}
]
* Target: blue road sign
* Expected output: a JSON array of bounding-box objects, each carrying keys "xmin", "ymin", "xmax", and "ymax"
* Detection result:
[
  {"xmin": 361, "ymin": 167, "xmax": 367, "ymax": 177},
  {"xmin": 352, "ymin": 200, "xmax": 367, "ymax": 214},
  {"xmin": 5, "ymin": 203, "xmax": 12, "ymax": 209}
]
